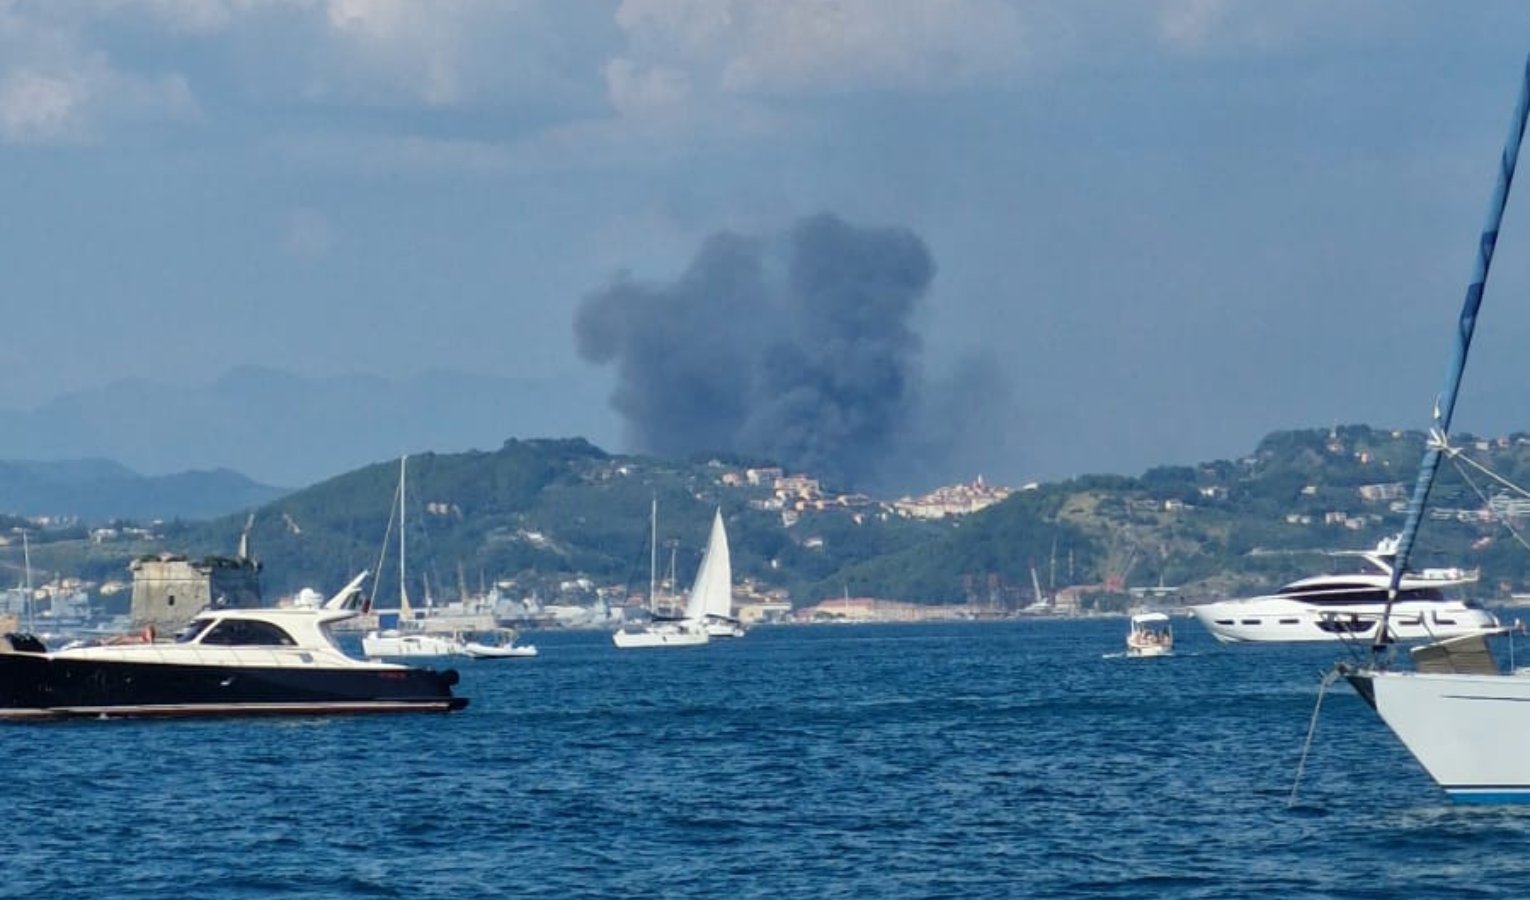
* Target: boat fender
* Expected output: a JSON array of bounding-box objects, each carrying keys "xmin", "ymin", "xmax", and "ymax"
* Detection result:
[{"xmin": 441, "ymin": 669, "xmax": 460, "ymax": 686}]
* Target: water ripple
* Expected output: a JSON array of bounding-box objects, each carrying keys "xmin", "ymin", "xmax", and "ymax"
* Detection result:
[{"xmin": 3, "ymin": 621, "xmax": 1527, "ymax": 898}]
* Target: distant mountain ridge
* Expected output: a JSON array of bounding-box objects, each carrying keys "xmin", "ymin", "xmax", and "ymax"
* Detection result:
[
  {"xmin": 0, "ymin": 365, "xmax": 616, "ymax": 488},
  {"xmin": 0, "ymin": 459, "xmax": 286, "ymax": 521}
]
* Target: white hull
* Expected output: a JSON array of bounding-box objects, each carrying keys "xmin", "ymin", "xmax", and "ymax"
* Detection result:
[
  {"xmin": 612, "ymin": 624, "xmax": 709, "ymax": 649},
  {"xmin": 1191, "ymin": 599, "xmax": 1496, "ymax": 644},
  {"xmin": 705, "ymin": 619, "xmax": 745, "ymax": 638},
  {"xmin": 1347, "ymin": 666, "xmax": 1530, "ymax": 803},
  {"xmin": 463, "ymin": 641, "xmax": 538, "ymax": 658},
  {"xmin": 362, "ymin": 631, "xmax": 467, "ymax": 658},
  {"xmin": 1125, "ymin": 643, "xmax": 1171, "ymax": 658}
]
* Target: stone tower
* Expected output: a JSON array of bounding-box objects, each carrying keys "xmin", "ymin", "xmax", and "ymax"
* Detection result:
[{"xmin": 128, "ymin": 526, "xmax": 263, "ymax": 631}]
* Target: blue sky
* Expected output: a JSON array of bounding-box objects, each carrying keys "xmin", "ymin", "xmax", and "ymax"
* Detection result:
[{"xmin": 6, "ymin": 1, "xmax": 1530, "ymax": 489}]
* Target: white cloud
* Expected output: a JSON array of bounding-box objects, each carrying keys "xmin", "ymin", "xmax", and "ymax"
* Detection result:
[
  {"xmin": 0, "ymin": 1, "xmax": 1408, "ymax": 160},
  {"xmin": 0, "ymin": 2, "xmax": 199, "ymax": 145},
  {"xmin": 610, "ymin": 0, "xmax": 1031, "ymax": 103},
  {"xmin": 603, "ymin": 58, "xmax": 692, "ymax": 119},
  {"xmin": 0, "ymin": 71, "xmax": 82, "ymax": 143},
  {"xmin": 0, "ymin": 59, "xmax": 194, "ymax": 146}
]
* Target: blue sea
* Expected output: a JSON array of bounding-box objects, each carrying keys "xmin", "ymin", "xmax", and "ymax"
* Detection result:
[{"xmin": 6, "ymin": 619, "xmax": 1529, "ymax": 899}]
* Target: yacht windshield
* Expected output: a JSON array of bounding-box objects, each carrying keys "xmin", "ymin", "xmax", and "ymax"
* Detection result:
[
  {"xmin": 199, "ymin": 619, "xmax": 296, "ymax": 647},
  {"xmin": 175, "ymin": 619, "xmax": 214, "ymax": 643}
]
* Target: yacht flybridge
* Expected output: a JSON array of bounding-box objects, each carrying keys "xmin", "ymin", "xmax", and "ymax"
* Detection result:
[
  {"xmin": 0, "ymin": 572, "xmax": 467, "ymax": 719},
  {"xmin": 1190, "ymin": 537, "xmax": 1496, "ymax": 644}
]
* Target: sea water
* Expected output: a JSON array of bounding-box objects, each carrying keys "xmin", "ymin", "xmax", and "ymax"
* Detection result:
[{"xmin": 4, "ymin": 619, "xmax": 1529, "ymax": 899}]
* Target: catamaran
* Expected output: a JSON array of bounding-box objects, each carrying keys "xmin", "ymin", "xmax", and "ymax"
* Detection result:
[{"xmin": 1335, "ymin": 53, "xmax": 1530, "ymax": 804}]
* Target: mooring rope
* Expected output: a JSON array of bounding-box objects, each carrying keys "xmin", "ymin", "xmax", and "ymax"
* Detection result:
[{"xmin": 1288, "ymin": 666, "xmax": 1343, "ymax": 807}]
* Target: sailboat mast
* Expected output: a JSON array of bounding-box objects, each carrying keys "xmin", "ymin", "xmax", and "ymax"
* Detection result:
[
  {"xmin": 649, "ymin": 496, "xmax": 657, "ymax": 614},
  {"xmin": 400, "ymin": 455, "xmax": 409, "ymax": 612},
  {"xmin": 1378, "ymin": 55, "xmax": 1530, "ymax": 653}
]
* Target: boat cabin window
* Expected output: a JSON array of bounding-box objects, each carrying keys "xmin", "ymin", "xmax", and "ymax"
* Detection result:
[
  {"xmin": 199, "ymin": 619, "xmax": 297, "ymax": 647},
  {"xmin": 1316, "ymin": 617, "xmax": 1377, "ymax": 634},
  {"xmin": 1280, "ymin": 584, "xmax": 1445, "ymax": 606},
  {"xmin": 175, "ymin": 619, "xmax": 214, "ymax": 643}
]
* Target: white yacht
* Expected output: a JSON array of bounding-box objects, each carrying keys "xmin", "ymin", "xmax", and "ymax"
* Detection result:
[
  {"xmin": 0, "ymin": 572, "xmax": 467, "ymax": 719},
  {"xmin": 1191, "ymin": 537, "xmax": 1497, "ymax": 644}
]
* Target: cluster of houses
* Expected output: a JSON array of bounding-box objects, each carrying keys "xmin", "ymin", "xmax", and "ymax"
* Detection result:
[{"xmin": 718, "ymin": 465, "xmax": 1015, "ymax": 527}]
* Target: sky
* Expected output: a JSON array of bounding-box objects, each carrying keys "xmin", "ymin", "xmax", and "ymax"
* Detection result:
[{"xmin": 7, "ymin": 1, "xmax": 1530, "ymax": 492}]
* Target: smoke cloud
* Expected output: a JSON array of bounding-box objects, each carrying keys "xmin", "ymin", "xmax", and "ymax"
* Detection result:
[{"xmin": 575, "ymin": 213, "xmax": 1012, "ymax": 492}]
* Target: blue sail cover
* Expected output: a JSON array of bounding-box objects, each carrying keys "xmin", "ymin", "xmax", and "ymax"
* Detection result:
[{"xmin": 1378, "ymin": 55, "xmax": 1530, "ymax": 651}]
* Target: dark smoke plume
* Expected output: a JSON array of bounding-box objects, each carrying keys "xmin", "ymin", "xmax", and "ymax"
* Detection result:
[{"xmin": 575, "ymin": 213, "xmax": 1009, "ymax": 492}]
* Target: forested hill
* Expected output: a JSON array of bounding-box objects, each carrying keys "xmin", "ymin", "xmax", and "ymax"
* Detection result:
[{"xmin": 30, "ymin": 425, "xmax": 1530, "ymax": 609}]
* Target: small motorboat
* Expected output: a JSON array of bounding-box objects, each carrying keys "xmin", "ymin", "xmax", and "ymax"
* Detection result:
[
  {"xmin": 462, "ymin": 629, "xmax": 538, "ymax": 659},
  {"xmin": 1126, "ymin": 612, "xmax": 1174, "ymax": 658}
]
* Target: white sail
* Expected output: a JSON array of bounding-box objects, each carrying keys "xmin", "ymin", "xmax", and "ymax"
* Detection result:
[{"xmin": 685, "ymin": 509, "xmax": 731, "ymax": 622}]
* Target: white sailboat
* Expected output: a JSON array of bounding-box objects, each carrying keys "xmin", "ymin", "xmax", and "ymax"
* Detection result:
[
  {"xmin": 613, "ymin": 499, "xmax": 710, "ymax": 649},
  {"xmin": 363, "ymin": 456, "xmax": 469, "ymax": 660},
  {"xmin": 1337, "ymin": 54, "xmax": 1530, "ymax": 804}
]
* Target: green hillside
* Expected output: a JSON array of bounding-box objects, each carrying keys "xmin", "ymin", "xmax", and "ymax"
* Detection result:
[{"xmin": 21, "ymin": 425, "xmax": 1530, "ymax": 611}]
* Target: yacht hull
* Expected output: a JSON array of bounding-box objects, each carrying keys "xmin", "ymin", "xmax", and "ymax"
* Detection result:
[
  {"xmin": 1346, "ymin": 668, "xmax": 1530, "ymax": 803},
  {"xmin": 1191, "ymin": 601, "xmax": 1496, "ymax": 644},
  {"xmin": 0, "ymin": 654, "xmax": 467, "ymax": 719}
]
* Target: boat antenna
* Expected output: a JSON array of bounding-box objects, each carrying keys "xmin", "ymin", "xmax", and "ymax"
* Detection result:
[
  {"xmin": 1376, "ymin": 53, "xmax": 1530, "ymax": 656},
  {"xmin": 21, "ymin": 529, "xmax": 31, "ymax": 634},
  {"xmin": 649, "ymin": 494, "xmax": 658, "ymax": 615}
]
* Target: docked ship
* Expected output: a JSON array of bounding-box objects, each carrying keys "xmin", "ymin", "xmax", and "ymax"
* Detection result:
[
  {"xmin": 0, "ymin": 574, "xmax": 467, "ymax": 719},
  {"xmin": 1190, "ymin": 537, "xmax": 1497, "ymax": 644}
]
